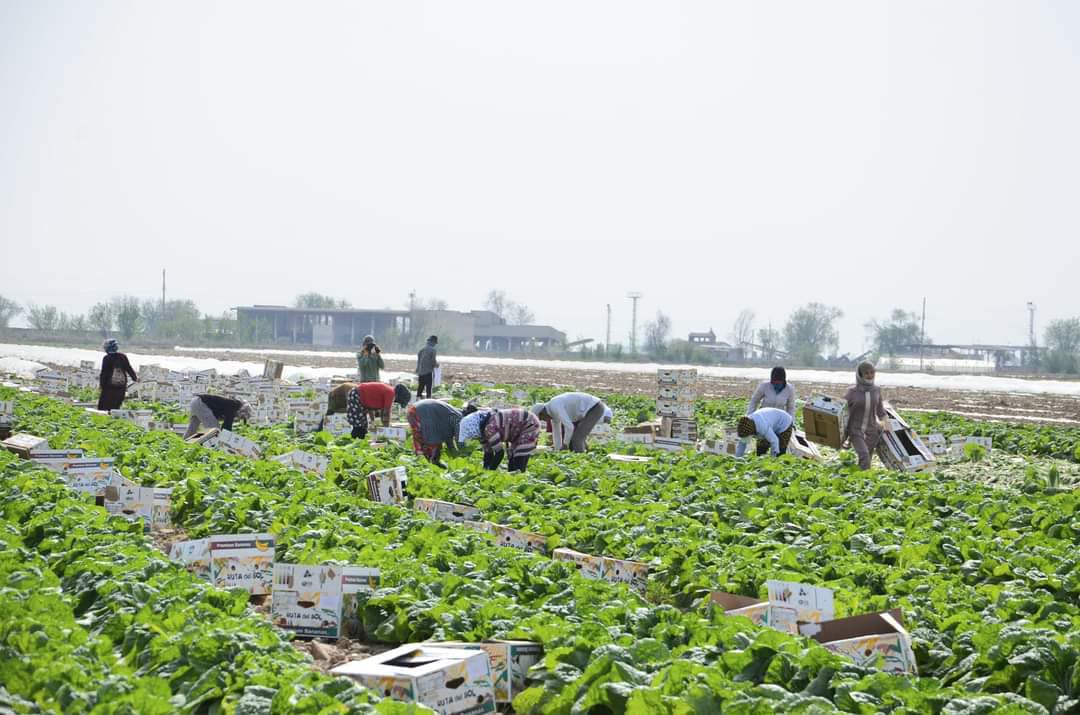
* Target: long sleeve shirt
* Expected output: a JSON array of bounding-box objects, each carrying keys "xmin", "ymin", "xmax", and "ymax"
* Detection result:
[
  {"xmin": 357, "ymin": 350, "xmax": 385, "ymax": 382},
  {"xmin": 545, "ymin": 392, "xmax": 602, "ymax": 451},
  {"xmin": 747, "ymin": 381, "xmax": 796, "ymax": 418},
  {"xmin": 416, "ymin": 344, "xmax": 439, "ymax": 376},
  {"xmin": 735, "ymin": 408, "xmax": 794, "ymax": 457},
  {"xmin": 99, "ymin": 353, "xmax": 138, "ymax": 389},
  {"xmin": 413, "ymin": 399, "xmax": 462, "ymax": 447},
  {"xmin": 197, "ymin": 394, "xmax": 244, "ymax": 431},
  {"xmin": 844, "ymin": 384, "xmax": 887, "ymax": 435}
]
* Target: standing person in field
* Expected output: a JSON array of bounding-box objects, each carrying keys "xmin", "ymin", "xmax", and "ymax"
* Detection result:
[
  {"xmin": 407, "ymin": 398, "xmax": 461, "ymax": 467},
  {"xmin": 356, "ymin": 335, "xmax": 384, "ymax": 383},
  {"xmin": 97, "ymin": 339, "xmax": 138, "ymax": 411},
  {"xmin": 735, "ymin": 407, "xmax": 794, "ymax": 457},
  {"xmin": 183, "ymin": 394, "xmax": 253, "ymax": 439},
  {"xmin": 747, "ymin": 366, "xmax": 796, "ymax": 418},
  {"xmin": 843, "ymin": 361, "xmax": 890, "ymax": 470},
  {"xmin": 416, "ymin": 335, "xmax": 439, "ymax": 399},
  {"xmin": 458, "ymin": 406, "xmax": 541, "ymax": 472},
  {"xmin": 532, "ymin": 391, "xmax": 607, "ymax": 452}
]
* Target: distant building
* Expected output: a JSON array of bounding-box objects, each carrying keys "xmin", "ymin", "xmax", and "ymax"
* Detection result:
[
  {"xmin": 233, "ymin": 305, "xmax": 565, "ymax": 352},
  {"xmin": 688, "ymin": 330, "xmax": 717, "ymax": 345}
]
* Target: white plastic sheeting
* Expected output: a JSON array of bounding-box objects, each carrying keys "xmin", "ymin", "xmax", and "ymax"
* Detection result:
[
  {"xmin": 0, "ymin": 344, "xmax": 410, "ymax": 384},
  {"xmin": 2, "ymin": 342, "xmax": 1079, "ymax": 397}
]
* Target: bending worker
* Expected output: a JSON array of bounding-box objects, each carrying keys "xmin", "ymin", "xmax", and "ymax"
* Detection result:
[
  {"xmin": 735, "ymin": 407, "xmax": 794, "ymax": 458},
  {"xmin": 532, "ymin": 391, "xmax": 607, "ymax": 452},
  {"xmin": 747, "ymin": 366, "xmax": 795, "ymax": 418},
  {"xmin": 322, "ymin": 382, "xmax": 411, "ymax": 436},
  {"xmin": 843, "ymin": 361, "xmax": 890, "ymax": 470},
  {"xmin": 458, "ymin": 406, "xmax": 541, "ymax": 472},
  {"xmin": 97, "ymin": 338, "xmax": 138, "ymax": 411},
  {"xmin": 184, "ymin": 394, "xmax": 253, "ymax": 439},
  {"xmin": 407, "ymin": 398, "xmax": 462, "ymax": 467}
]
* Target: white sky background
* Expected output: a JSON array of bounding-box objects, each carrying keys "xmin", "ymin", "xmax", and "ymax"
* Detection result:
[{"xmin": 1, "ymin": 1, "xmax": 1078, "ymax": 354}]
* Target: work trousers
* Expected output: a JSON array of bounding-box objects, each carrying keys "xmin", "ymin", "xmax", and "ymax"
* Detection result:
[
  {"xmin": 849, "ymin": 428, "xmax": 882, "ymax": 470},
  {"xmin": 569, "ymin": 401, "xmax": 606, "ymax": 452},
  {"xmin": 483, "ymin": 449, "xmax": 530, "ymax": 472},
  {"xmin": 184, "ymin": 397, "xmax": 219, "ymax": 439},
  {"xmin": 755, "ymin": 426, "xmax": 794, "ymax": 457},
  {"xmin": 417, "ymin": 373, "xmax": 434, "ymax": 399}
]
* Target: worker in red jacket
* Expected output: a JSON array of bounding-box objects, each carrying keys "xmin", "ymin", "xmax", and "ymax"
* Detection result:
[{"xmin": 342, "ymin": 382, "xmax": 411, "ymax": 438}]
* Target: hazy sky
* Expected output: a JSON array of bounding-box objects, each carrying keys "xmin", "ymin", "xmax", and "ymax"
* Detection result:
[{"xmin": 2, "ymin": 1, "xmax": 1078, "ymax": 353}]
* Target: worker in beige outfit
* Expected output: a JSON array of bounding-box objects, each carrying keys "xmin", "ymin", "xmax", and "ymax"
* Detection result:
[{"xmin": 843, "ymin": 361, "xmax": 892, "ymax": 469}]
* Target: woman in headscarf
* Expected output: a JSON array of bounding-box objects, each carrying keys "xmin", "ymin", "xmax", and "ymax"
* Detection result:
[
  {"xmin": 843, "ymin": 361, "xmax": 889, "ymax": 469},
  {"xmin": 406, "ymin": 399, "xmax": 463, "ymax": 467},
  {"xmin": 747, "ymin": 366, "xmax": 796, "ymax": 418},
  {"xmin": 97, "ymin": 339, "xmax": 138, "ymax": 411},
  {"xmin": 356, "ymin": 335, "xmax": 384, "ymax": 383},
  {"xmin": 458, "ymin": 407, "xmax": 541, "ymax": 472}
]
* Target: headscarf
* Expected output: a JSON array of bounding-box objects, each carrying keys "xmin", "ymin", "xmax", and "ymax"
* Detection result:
[
  {"xmin": 458, "ymin": 410, "xmax": 486, "ymax": 443},
  {"xmin": 602, "ymin": 406, "xmax": 613, "ymax": 423},
  {"xmin": 737, "ymin": 416, "xmax": 757, "ymax": 438},
  {"xmin": 530, "ymin": 403, "xmax": 547, "ymax": 418},
  {"xmin": 427, "ymin": 335, "xmax": 438, "ymax": 345},
  {"xmin": 362, "ymin": 335, "xmax": 375, "ymax": 347},
  {"xmin": 103, "ymin": 339, "xmax": 119, "ymax": 354},
  {"xmin": 856, "ymin": 361, "xmax": 876, "ymax": 389},
  {"xmin": 770, "ymin": 366, "xmax": 787, "ymax": 394},
  {"xmin": 393, "ymin": 383, "xmax": 412, "ymax": 408}
]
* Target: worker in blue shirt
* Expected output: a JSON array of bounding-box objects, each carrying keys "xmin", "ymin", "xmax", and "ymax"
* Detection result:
[{"xmin": 735, "ymin": 407, "xmax": 794, "ymax": 458}]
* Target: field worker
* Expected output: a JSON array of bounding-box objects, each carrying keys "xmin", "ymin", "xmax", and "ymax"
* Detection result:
[
  {"xmin": 184, "ymin": 394, "xmax": 252, "ymax": 439},
  {"xmin": 459, "ymin": 407, "xmax": 541, "ymax": 472},
  {"xmin": 416, "ymin": 335, "xmax": 439, "ymax": 399},
  {"xmin": 345, "ymin": 382, "xmax": 412, "ymax": 439},
  {"xmin": 532, "ymin": 391, "xmax": 607, "ymax": 452},
  {"xmin": 407, "ymin": 398, "xmax": 462, "ymax": 467},
  {"xmin": 843, "ymin": 361, "xmax": 890, "ymax": 469},
  {"xmin": 735, "ymin": 407, "xmax": 794, "ymax": 458},
  {"xmin": 356, "ymin": 335, "xmax": 384, "ymax": 383},
  {"xmin": 321, "ymin": 381, "xmax": 357, "ymax": 430},
  {"xmin": 97, "ymin": 338, "xmax": 138, "ymax": 411},
  {"xmin": 747, "ymin": 366, "xmax": 796, "ymax": 418}
]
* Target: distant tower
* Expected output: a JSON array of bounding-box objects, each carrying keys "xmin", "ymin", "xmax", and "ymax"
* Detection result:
[
  {"xmin": 605, "ymin": 304, "xmax": 612, "ymax": 353},
  {"xmin": 1027, "ymin": 302, "xmax": 1037, "ymax": 347},
  {"xmin": 627, "ymin": 292, "xmax": 642, "ymax": 354}
]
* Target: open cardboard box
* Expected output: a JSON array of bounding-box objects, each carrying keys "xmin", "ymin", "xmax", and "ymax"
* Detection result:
[
  {"xmin": 367, "ymin": 467, "xmax": 408, "ymax": 505},
  {"xmin": 490, "ymin": 524, "xmax": 547, "ymax": 555},
  {"xmin": 414, "ymin": 498, "xmax": 481, "ymax": 524},
  {"xmin": 803, "ymin": 395, "xmax": 848, "ymax": 449},
  {"xmin": 425, "ymin": 641, "xmax": 542, "ymax": 704},
  {"xmin": 2, "ymin": 433, "xmax": 49, "ymax": 458},
  {"xmin": 787, "ymin": 430, "xmax": 823, "ymax": 461},
  {"xmin": 712, "ymin": 580, "xmax": 835, "ymax": 635},
  {"xmin": 332, "ymin": 644, "xmax": 497, "ymax": 714},
  {"xmin": 799, "ymin": 609, "xmax": 917, "ymax": 675},
  {"xmin": 271, "ymin": 563, "xmax": 379, "ymax": 639},
  {"xmin": 876, "ymin": 405, "xmax": 935, "ymax": 473}
]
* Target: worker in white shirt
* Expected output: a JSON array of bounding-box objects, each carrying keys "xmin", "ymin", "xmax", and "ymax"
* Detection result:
[
  {"xmin": 734, "ymin": 407, "xmax": 794, "ymax": 458},
  {"xmin": 747, "ymin": 366, "xmax": 796, "ymax": 418},
  {"xmin": 531, "ymin": 391, "xmax": 607, "ymax": 452}
]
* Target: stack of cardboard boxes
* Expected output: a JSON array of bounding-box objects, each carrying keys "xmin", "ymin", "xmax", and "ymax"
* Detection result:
[
  {"xmin": 655, "ymin": 369, "xmax": 698, "ymax": 450},
  {"xmin": 876, "ymin": 404, "xmax": 935, "ymax": 472}
]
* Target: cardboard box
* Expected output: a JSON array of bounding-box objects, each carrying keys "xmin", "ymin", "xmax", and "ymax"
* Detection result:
[
  {"xmin": 103, "ymin": 474, "xmax": 153, "ymax": 523},
  {"xmin": 170, "ymin": 538, "xmax": 212, "ymax": 580},
  {"xmin": 616, "ymin": 431, "xmax": 654, "ymax": 445},
  {"xmin": 32, "ymin": 456, "xmax": 114, "ymax": 474},
  {"xmin": 803, "ymin": 395, "xmax": 848, "ymax": 449},
  {"xmin": 367, "ymin": 467, "xmax": 408, "ymax": 505},
  {"xmin": 655, "ymin": 400, "xmax": 694, "ymax": 419},
  {"xmin": 272, "ymin": 563, "xmax": 349, "ymax": 638},
  {"xmin": 787, "ymin": 430, "xmax": 823, "ymax": 461},
  {"xmin": 270, "ymin": 449, "xmax": 329, "ymax": 476},
  {"xmin": 263, "ymin": 359, "xmax": 285, "ymax": 380},
  {"xmin": 375, "ymin": 424, "xmax": 409, "ymax": 442},
  {"xmin": 656, "ymin": 368, "xmax": 698, "ymax": 385},
  {"xmin": 341, "ymin": 566, "xmax": 382, "ymax": 639},
  {"xmin": 710, "ymin": 591, "xmax": 798, "ymax": 634},
  {"xmin": 799, "ymin": 609, "xmax": 917, "ymax": 675},
  {"xmin": 216, "ymin": 429, "xmax": 263, "ymax": 458},
  {"xmin": 766, "ymin": 579, "xmax": 835, "ymax": 623},
  {"xmin": 657, "ymin": 386, "xmax": 698, "ymax": 402},
  {"xmin": 552, "ymin": 547, "xmax": 605, "ymax": 580},
  {"xmin": 601, "ymin": 556, "xmax": 649, "ymax": 594},
  {"xmin": 0, "ymin": 400, "xmax": 13, "ymax": 417},
  {"xmin": 653, "ymin": 438, "xmax": 696, "ymax": 452},
  {"xmin": 925, "ymin": 433, "xmax": 948, "ymax": 455},
  {"xmin": 876, "ymin": 407, "xmax": 935, "ymax": 472},
  {"xmin": 948, "ymin": 435, "xmax": 992, "ymax": 459},
  {"xmin": 110, "ymin": 408, "xmax": 153, "ymax": 430},
  {"xmin": 26, "ymin": 447, "xmax": 84, "ymax": 460},
  {"xmin": 426, "ymin": 641, "xmax": 542, "ymax": 704},
  {"xmin": 414, "ymin": 498, "xmax": 482, "ymax": 524},
  {"xmin": 185, "ymin": 429, "xmax": 220, "ymax": 448},
  {"xmin": 607, "ymin": 453, "xmax": 652, "ymax": 463},
  {"xmin": 2, "ymin": 433, "xmax": 48, "ymax": 458},
  {"xmin": 490, "ymin": 524, "xmax": 547, "ymax": 555},
  {"xmin": 331, "ymin": 644, "xmax": 497, "ymax": 714},
  {"xmin": 64, "ymin": 464, "xmax": 117, "ymax": 497},
  {"xmin": 209, "ymin": 533, "xmax": 275, "ymax": 595},
  {"xmin": 461, "ymin": 520, "xmax": 494, "ymax": 534},
  {"xmin": 698, "ymin": 433, "xmax": 740, "ymax": 456}
]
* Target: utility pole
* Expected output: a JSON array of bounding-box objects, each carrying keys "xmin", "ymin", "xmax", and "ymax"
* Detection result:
[
  {"xmin": 627, "ymin": 292, "xmax": 642, "ymax": 354},
  {"xmin": 161, "ymin": 269, "xmax": 166, "ymax": 314},
  {"xmin": 1027, "ymin": 302, "xmax": 1037, "ymax": 368},
  {"xmin": 919, "ymin": 297, "xmax": 926, "ymax": 371},
  {"xmin": 605, "ymin": 304, "xmax": 611, "ymax": 353}
]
